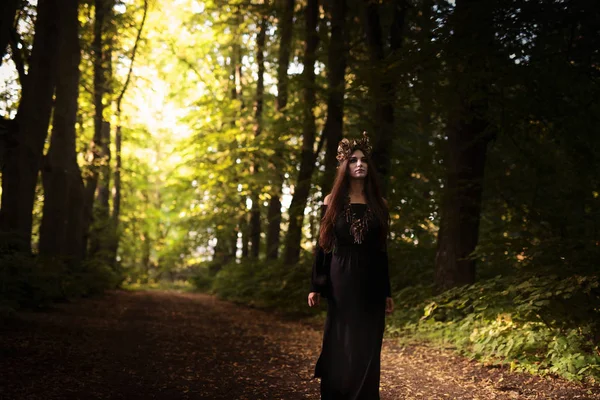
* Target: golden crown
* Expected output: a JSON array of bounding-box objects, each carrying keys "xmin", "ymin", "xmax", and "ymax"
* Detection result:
[{"xmin": 336, "ymin": 132, "xmax": 372, "ymax": 162}]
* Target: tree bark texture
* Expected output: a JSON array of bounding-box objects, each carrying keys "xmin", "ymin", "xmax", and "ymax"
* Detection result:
[
  {"xmin": 38, "ymin": 0, "xmax": 84, "ymax": 262},
  {"xmin": 284, "ymin": 0, "xmax": 319, "ymax": 265},
  {"xmin": 0, "ymin": 0, "xmax": 60, "ymax": 253},
  {"xmin": 320, "ymin": 0, "xmax": 348, "ymax": 197},
  {"xmin": 266, "ymin": 0, "xmax": 295, "ymax": 260},
  {"xmin": 434, "ymin": 0, "xmax": 496, "ymax": 292}
]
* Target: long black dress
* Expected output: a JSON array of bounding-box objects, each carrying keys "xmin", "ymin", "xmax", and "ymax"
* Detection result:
[{"xmin": 311, "ymin": 203, "xmax": 391, "ymax": 400}]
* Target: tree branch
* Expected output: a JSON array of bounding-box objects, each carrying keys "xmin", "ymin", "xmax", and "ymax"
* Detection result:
[{"xmin": 115, "ymin": 0, "xmax": 149, "ymax": 115}]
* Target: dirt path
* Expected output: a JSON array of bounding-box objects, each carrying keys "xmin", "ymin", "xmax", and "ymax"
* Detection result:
[{"xmin": 0, "ymin": 290, "xmax": 598, "ymax": 399}]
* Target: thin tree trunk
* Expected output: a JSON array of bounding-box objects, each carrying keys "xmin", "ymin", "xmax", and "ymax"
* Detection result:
[
  {"xmin": 229, "ymin": 228, "xmax": 238, "ymax": 262},
  {"xmin": 229, "ymin": 23, "xmax": 247, "ymax": 262},
  {"xmin": 266, "ymin": 0, "xmax": 295, "ymax": 260},
  {"xmin": 320, "ymin": 0, "xmax": 347, "ymax": 197},
  {"xmin": 249, "ymin": 9, "xmax": 269, "ymax": 259},
  {"xmin": 108, "ymin": 0, "xmax": 148, "ymax": 264},
  {"xmin": 93, "ymin": 11, "xmax": 115, "ymax": 250},
  {"xmin": 0, "ymin": 0, "xmax": 60, "ymax": 253},
  {"xmin": 113, "ymin": 125, "xmax": 122, "ymax": 225},
  {"xmin": 113, "ymin": 0, "xmax": 148, "ymax": 226},
  {"xmin": 283, "ymin": 0, "xmax": 319, "ymax": 265},
  {"xmin": 240, "ymin": 214, "xmax": 249, "ymax": 258},
  {"xmin": 213, "ymin": 232, "xmax": 228, "ymax": 268},
  {"xmin": 275, "ymin": 0, "xmax": 294, "ymax": 112},
  {"xmin": 83, "ymin": 0, "xmax": 114, "ymax": 259},
  {"xmin": 38, "ymin": 0, "xmax": 82, "ymax": 261},
  {"xmin": 434, "ymin": 0, "xmax": 496, "ymax": 292},
  {"xmin": 141, "ymin": 228, "xmax": 151, "ymax": 283}
]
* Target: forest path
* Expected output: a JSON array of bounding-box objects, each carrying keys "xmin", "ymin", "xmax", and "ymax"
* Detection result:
[{"xmin": 0, "ymin": 290, "xmax": 598, "ymax": 400}]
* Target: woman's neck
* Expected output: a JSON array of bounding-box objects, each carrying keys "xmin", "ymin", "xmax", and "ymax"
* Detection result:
[{"xmin": 348, "ymin": 179, "xmax": 366, "ymax": 202}]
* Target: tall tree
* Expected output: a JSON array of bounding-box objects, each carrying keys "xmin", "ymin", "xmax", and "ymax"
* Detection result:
[
  {"xmin": 434, "ymin": 0, "xmax": 497, "ymax": 292},
  {"xmin": 320, "ymin": 0, "xmax": 348, "ymax": 196},
  {"xmin": 83, "ymin": 0, "xmax": 115, "ymax": 259},
  {"xmin": 362, "ymin": 0, "xmax": 408, "ymax": 196},
  {"xmin": 38, "ymin": 0, "xmax": 84, "ymax": 262},
  {"xmin": 283, "ymin": 0, "xmax": 320, "ymax": 265},
  {"xmin": 0, "ymin": 0, "xmax": 61, "ymax": 252},
  {"xmin": 265, "ymin": 0, "xmax": 295, "ymax": 260},
  {"xmin": 249, "ymin": 6, "xmax": 269, "ymax": 259}
]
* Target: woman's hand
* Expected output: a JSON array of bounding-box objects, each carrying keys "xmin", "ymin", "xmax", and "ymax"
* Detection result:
[
  {"xmin": 385, "ymin": 297, "xmax": 394, "ymax": 315},
  {"xmin": 308, "ymin": 292, "xmax": 321, "ymax": 307}
]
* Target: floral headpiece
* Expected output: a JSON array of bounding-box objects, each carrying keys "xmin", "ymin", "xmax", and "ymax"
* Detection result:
[{"xmin": 336, "ymin": 131, "xmax": 373, "ymax": 163}]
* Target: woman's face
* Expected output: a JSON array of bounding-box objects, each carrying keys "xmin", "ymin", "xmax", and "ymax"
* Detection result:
[{"xmin": 348, "ymin": 149, "xmax": 368, "ymax": 179}]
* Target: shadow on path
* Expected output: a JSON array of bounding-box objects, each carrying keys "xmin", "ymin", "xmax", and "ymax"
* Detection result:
[{"xmin": 0, "ymin": 290, "xmax": 598, "ymax": 400}]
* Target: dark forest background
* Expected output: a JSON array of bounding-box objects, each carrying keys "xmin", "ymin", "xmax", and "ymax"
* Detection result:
[{"xmin": 0, "ymin": 0, "xmax": 599, "ymax": 382}]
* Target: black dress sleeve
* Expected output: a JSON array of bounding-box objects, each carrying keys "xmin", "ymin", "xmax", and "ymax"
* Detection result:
[
  {"xmin": 381, "ymin": 209, "xmax": 392, "ymax": 298},
  {"xmin": 310, "ymin": 205, "xmax": 331, "ymax": 296}
]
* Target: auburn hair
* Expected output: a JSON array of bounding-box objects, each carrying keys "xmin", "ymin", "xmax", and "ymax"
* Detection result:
[{"xmin": 318, "ymin": 147, "xmax": 389, "ymax": 252}]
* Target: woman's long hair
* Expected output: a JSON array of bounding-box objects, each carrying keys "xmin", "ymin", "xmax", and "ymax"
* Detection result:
[{"xmin": 318, "ymin": 146, "xmax": 389, "ymax": 252}]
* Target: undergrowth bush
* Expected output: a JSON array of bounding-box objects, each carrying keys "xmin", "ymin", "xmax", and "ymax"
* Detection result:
[
  {"xmin": 208, "ymin": 256, "xmax": 317, "ymax": 316},
  {"xmin": 0, "ymin": 253, "xmax": 121, "ymax": 310},
  {"xmin": 388, "ymin": 273, "xmax": 600, "ymax": 382}
]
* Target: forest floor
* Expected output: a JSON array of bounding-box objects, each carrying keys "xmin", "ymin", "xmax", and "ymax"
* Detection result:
[{"xmin": 0, "ymin": 290, "xmax": 599, "ymax": 400}]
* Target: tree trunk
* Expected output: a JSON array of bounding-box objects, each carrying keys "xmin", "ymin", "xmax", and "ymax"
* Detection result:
[
  {"xmin": 82, "ymin": 0, "xmax": 114, "ymax": 259},
  {"xmin": 434, "ymin": 115, "xmax": 490, "ymax": 291},
  {"xmin": 362, "ymin": 0, "xmax": 408, "ymax": 196},
  {"xmin": 113, "ymin": 125, "xmax": 122, "ymax": 226},
  {"xmin": 434, "ymin": 0, "xmax": 496, "ymax": 292},
  {"xmin": 38, "ymin": 0, "xmax": 82, "ymax": 261},
  {"xmin": 249, "ymin": 10, "xmax": 268, "ymax": 259},
  {"xmin": 141, "ymin": 228, "xmax": 151, "ymax": 283},
  {"xmin": 0, "ymin": 0, "xmax": 19, "ymax": 66},
  {"xmin": 213, "ymin": 231, "xmax": 228, "ymax": 268},
  {"xmin": 240, "ymin": 214, "xmax": 249, "ymax": 258},
  {"xmin": 275, "ymin": 0, "xmax": 294, "ymax": 112},
  {"xmin": 229, "ymin": 228, "xmax": 238, "ymax": 262},
  {"xmin": 283, "ymin": 0, "xmax": 319, "ymax": 265},
  {"xmin": 320, "ymin": 0, "xmax": 347, "ymax": 197},
  {"xmin": 109, "ymin": 0, "xmax": 148, "ymax": 263},
  {"xmin": 266, "ymin": 0, "xmax": 295, "ymax": 260},
  {"xmin": 229, "ymin": 25, "xmax": 248, "ymax": 261},
  {"xmin": 0, "ymin": 0, "xmax": 60, "ymax": 253}
]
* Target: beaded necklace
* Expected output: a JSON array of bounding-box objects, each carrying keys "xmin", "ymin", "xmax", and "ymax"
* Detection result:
[{"xmin": 343, "ymin": 196, "xmax": 373, "ymax": 244}]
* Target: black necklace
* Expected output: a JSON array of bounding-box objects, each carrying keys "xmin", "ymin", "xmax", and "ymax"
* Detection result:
[{"xmin": 343, "ymin": 196, "xmax": 373, "ymax": 244}]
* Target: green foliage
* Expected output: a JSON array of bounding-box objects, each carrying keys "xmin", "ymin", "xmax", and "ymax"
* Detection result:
[
  {"xmin": 189, "ymin": 266, "xmax": 214, "ymax": 292},
  {"xmin": 388, "ymin": 273, "xmax": 600, "ymax": 383},
  {"xmin": 192, "ymin": 254, "xmax": 319, "ymax": 317},
  {"xmin": 123, "ymin": 279, "xmax": 194, "ymax": 292}
]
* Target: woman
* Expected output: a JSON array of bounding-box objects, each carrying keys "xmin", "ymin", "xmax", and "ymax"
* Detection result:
[{"xmin": 308, "ymin": 132, "xmax": 394, "ymax": 400}]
